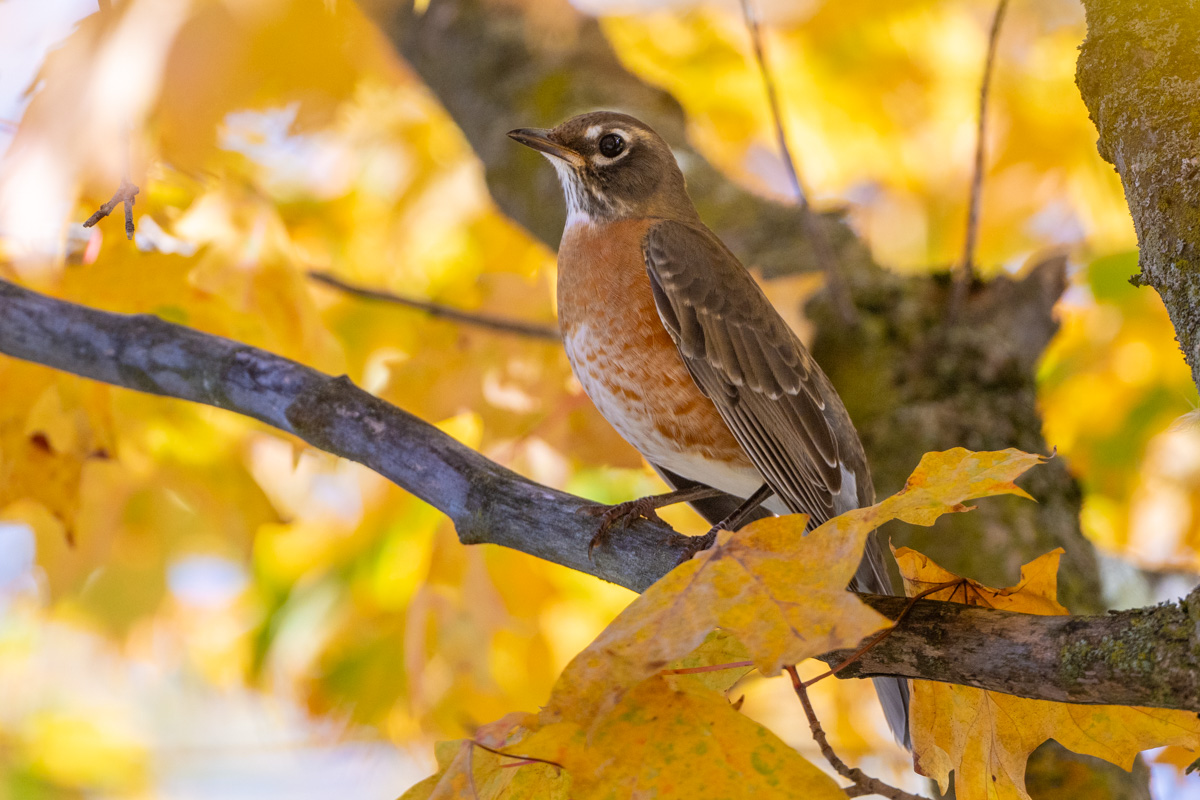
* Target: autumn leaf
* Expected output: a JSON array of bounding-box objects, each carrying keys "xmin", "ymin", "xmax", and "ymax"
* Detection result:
[
  {"xmin": 548, "ymin": 447, "xmax": 1047, "ymax": 727},
  {"xmin": 543, "ymin": 511, "xmax": 886, "ymax": 728},
  {"xmin": 398, "ymin": 712, "xmax": 569, "ymax": 800},
  {"xmin": 661, "ymin": 629, "xmax": 754, "ymax": 695},
  {"xmin": 406, "ymin": 672, "xmax": 847, "ymax": 800},
  {"xmin": 898, "ymin": 547, "xmax": 1200, "ymax": 800},
  {"xmin": 523, "ymin": 675, "xmax": 847, "ymax": 800}
]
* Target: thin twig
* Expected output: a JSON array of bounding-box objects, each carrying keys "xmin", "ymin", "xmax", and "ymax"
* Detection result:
[
  {"xmin": 785, "ymin": 666, "xmax": 924, "ymax": 800},
  {"xmin": 804, "ymin": 580, "xmax": 964, "ymax": 687},
  {"xmin": 469, "ymin": 739, "xmax": 564, "ymax": 772},
  {"xmin": 739, "ymin": 0, "xmax": 858, "ymax": 326},
  {"xmin": 82, "ymin": 179, "xmax": 139, "ymax": 240},
  {"xmin": 307, "ymin": 270, "xmax": 561, "ymax": 341},
  {"xmin": 951, "ymin": 0, "xmax": 1011, "ymax": 315}
]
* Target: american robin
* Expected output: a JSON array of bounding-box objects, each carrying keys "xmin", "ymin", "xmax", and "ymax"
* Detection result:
[{"xmin": 509, "ymin": 111, "xmax": 910, "ymax": 748}]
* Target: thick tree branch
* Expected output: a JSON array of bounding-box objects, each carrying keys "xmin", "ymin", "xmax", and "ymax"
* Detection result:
[
  {"xmin": 1, "ymin": 277, "xmax": 1198, "ymax": 711},
  {"xmin": 827, "ymin": 593, "xmax": 1200, "ymax": 712},
  {"xmin": 1076, "ymin": 0, "xmax": 1200, "ymax": 393}
]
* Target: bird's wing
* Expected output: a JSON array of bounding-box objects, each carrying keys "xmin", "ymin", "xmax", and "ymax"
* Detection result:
[
  {"xmin": 642, "ymin": 219, "xmax": 863, "ymax": 525},
  {"xmin": 644, "ymin": 221, "xmax": 910, "ymax": 747}
]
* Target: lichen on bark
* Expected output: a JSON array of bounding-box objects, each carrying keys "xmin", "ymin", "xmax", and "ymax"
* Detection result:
[{"xmin": 1077, "ymin": 0, "xmax": 1200, "ymax": 391}]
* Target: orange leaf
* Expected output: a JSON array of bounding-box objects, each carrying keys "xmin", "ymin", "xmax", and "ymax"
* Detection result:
[
  {"xmin": 898, "ymin": 547, "xmax": 1200, "ymax": 800},
  {"xmin": 523, "ymin": 676, "xmax": 847, "ymax": 800},
  {"xmin": 548, "ymin": 447, "xmax": 1047, "ymax": 727}
]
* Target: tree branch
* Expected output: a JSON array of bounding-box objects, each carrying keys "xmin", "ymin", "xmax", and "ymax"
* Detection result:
[
  {"xmin": 82, "ymin": 178, "xmax": 139, "ymax": 240},
  {"xmin": 826, "ymin": 592, "xmax": 1200, "ymax": 712},
  {"xmin": 737, "ymin": 0, "xmax": 857, "ymax": 326},
  {"xmin": 786, "ymin": 666, "xmax": 924, "ymax": 800},
  {"xmin": 1, "ymin": 276, "xmax": 1198, "ymax": 711},
  {"xmin": 0, "ymin": 276, "xmax": 689, "ymax": 593},
  {"xmin": 950, "ymin": 0, "xmax": 1009, "ymax": 314}
]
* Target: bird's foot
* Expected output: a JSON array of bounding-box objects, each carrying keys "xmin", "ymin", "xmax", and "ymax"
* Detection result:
[
  {"xmin": 676, "ymin": 526, "xmax": 722, "ymax": 565},
  {"xmin": 582, "ymin": 497, "xmax": 668, "ymax": 560},
  {"xmin": 581, "ymin": 485, "xmax": 725, "ymax": 562}
]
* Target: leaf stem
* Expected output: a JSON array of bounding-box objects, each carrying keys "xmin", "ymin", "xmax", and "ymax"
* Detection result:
[
  {"xmin": 660, "ymin": 660, "xmax": 755, "ymax": 676},
  {"xmin": 469, "ymin": 739, "xmax": 564, "ymax": 772}
]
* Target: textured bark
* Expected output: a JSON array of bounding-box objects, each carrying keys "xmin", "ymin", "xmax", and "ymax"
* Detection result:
[
  {"xmin": 3, "ymin": 276, "xmax": 1199, "ymax": 712},
  {"xmin": 0, "ymin": 278, "xmax": 691, "ymax": 593},
  {"xmin": 834, "ymin": 592, "xmax": 1200, "ymax": 711},
  {"xmin": 812, "ymin": 256, "xmax": 1104, "ymax": 613},
  {"xmin": 1077, "ymin": 0, "xmax": 1200, "ymax": 392}
]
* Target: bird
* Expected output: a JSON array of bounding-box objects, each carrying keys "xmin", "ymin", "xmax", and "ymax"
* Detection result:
[{"xmin": 509, "ymin": 111, "xmax": 910, "ymax": 749}]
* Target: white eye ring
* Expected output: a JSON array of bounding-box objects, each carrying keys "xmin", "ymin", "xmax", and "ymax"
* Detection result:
[{"xmin": 592, "ymin": 128, "xmax": 632, "ymax": 164}]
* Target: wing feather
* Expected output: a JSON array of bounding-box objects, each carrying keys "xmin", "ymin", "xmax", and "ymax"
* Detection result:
[{"xmin": 642, "ymin": 219, "xmax": 867, "ymax": 523}]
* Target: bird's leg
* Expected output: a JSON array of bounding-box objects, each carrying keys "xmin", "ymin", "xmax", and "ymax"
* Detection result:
[
  {"xmin": 686, "ymin": 484, "xmax": 776, "ymax": 557},
  {"xmin": 583, "ymin": 485, "xmax": 724, "ymax": 560}
]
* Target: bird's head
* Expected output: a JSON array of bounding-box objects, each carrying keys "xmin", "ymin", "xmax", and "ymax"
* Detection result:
[{"xmin": 508, "ymin": 111, "xmax": 697, "ymax": 227}]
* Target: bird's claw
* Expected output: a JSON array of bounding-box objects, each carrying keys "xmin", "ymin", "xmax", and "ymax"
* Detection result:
[
  {"xmin": 675, "ymin": 526, "xmax": 721, "ymax": 566},
  {"xmin": 582, "ymin": 498, "xmax": 667, "ymax": 561}
]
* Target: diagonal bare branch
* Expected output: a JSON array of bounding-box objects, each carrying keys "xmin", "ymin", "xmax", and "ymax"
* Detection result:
[
  {"xmin": 307, "ymin": 270, "xmax": 560, "ymax": 341},
  {"xmin": 951, "ymin": 0, "xmax": 1010, "ymax": 313},
  {"xmin": 738, "ymin": 0, "xmax": 858, "ymax": 325}
]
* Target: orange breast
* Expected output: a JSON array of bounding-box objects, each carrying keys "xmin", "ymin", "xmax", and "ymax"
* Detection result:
[{"xmin": 557, "ymin": 218, "xmax": 752, "ymax": 470}]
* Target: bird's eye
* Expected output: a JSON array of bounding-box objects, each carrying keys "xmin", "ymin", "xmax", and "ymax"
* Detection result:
[{"xmin": 598, "ymin": 133, "xmax": 626, "ymax": 158}]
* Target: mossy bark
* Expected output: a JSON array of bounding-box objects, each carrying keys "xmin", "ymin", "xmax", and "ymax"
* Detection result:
[{"xmin": 1077, "ymin": 0, "xmax": 1200, "ymax": 392}]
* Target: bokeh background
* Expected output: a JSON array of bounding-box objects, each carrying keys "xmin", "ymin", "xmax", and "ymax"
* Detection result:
[{"xmin": 0, "ymin": 0, "xmax": 1197, "ymax": 797}]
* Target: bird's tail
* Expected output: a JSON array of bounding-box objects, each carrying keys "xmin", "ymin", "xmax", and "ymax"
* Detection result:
[{"xmin": 851, "ymin": 532, "xmax": 912, "ymax": 750}]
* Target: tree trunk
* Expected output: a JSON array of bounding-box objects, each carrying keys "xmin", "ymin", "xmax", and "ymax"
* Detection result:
[{"xmin": 1077, "ymin": 0, "xmax": 1200, "ymax": 394}]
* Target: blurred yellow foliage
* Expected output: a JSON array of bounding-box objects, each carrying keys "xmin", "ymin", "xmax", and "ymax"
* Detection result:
[
  {"xmin": 25, "ymin": 712, "xmax": 147, "ymax": 792},
  {"xmin": 602, "ymin": 0, "xmax": 1134, "ymax": 270},
  {"xmin": 1041, "ymin": 252, "xmax": 1200, "ymax": 569}
]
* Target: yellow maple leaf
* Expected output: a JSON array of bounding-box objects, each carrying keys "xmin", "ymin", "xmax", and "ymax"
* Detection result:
[
  {"xmin": 660, "ymin": 629, "xmax": 754, "ymax": 695},
  {"xmin": 523, "ymin": 676, "xmax": 847, "ymax": 800},
  {"xmin": 548, "ymin": 447, "xmax": 1047, "ymax": 727},
  {"xmin": 898, "ymin": 547, "xmax": 1200, "ymax": 800},
  {"xmin": 399, "ymin": 712, "xmax": 569, "ymax": 800}
]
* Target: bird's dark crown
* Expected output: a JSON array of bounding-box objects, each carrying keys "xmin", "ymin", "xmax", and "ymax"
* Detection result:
[{"xmin": 508, "ymin": 111, "xmax": 698, "ymax": 226}]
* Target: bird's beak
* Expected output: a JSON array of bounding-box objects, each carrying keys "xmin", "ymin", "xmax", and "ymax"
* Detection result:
[{"xmin": 507, "ymin": 128, "xmax": 585, "ymax": 167}]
